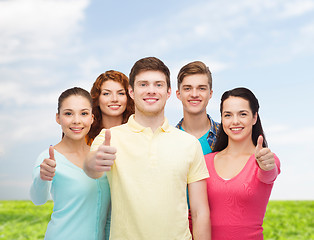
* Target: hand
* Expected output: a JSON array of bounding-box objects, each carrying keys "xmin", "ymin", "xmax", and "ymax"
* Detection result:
[
  {"xmin": 255, "ymin": 135, "xmax": 275, "ymax": 171},
  {"xmin": 94, "ymin": 129, "xmax": 117, "ymax": 172},
  {"xmin": 40, "ymin": 145, "xmax": 56, "ymax": 181}
]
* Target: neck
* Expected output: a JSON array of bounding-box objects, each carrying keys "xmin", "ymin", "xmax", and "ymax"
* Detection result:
[
  {"xmin": 101, "ymin": 114, "xmax": 123, "ymax": 129},
  {"xmin": 55, "ymin": 136, "xmax": 89, "ymax": 154},
  {"xmin": 224, "ymin": 137, "xmax": 255, "ymax": 156},
  {"xmin": 182, "ymin": 111, "xmax": 210, "ymax": 138},
  {"xmin": 133, "ymin": 110, "xmax": 165, "ymax": 132}
]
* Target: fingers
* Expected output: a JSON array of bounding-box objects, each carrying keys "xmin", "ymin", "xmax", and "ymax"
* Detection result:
[
  {"xmin": 40, "ymin": 146, "xmax": 57, "ymax": 181},
  {"xmin": 94, "ymin": 139, "xmax": 117, "ymax": 172},
  {"xmin": 104, "ymin": 129, "xmax": 111, "ymax": 146},
  {"xmin": 256, "ymin": 148, "xmax": 275, "ymax": 171}
]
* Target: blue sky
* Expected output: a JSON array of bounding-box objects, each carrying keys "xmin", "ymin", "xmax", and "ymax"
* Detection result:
[{"xmin": 0, "ymin": 0, "xmax": 313, "ymax": 200}]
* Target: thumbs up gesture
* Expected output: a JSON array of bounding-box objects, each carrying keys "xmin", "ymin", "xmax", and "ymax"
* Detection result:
[
  {"xmin": 94, "ymin": 129, "xmax": 117, "ymax": 172},
  {"xmin": 255, "ymin": 135, "xmax": 275, "ymax": 171},
  {"xmin": 40, "ymin": 145, "xmax": 56, "ymax": 181}
]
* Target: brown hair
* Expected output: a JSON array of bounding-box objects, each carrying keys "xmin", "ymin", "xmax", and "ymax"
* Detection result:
[
  {"xmin": 86, "ymin": 70, "xmax": 134, "ymax": 145},
  {"xmin": 58, "ymin": 87, "xmax": 92, "ymax": 113},
  {"xmin": 213, "ymin": 87, "xmax": 267, "ymax": 152},
  {"xmin": 57, "ymin": 87, "xmax": 92, "ymax": 138},
  {"xmin": 177, "ymin": 61, "xmax": 212, "ymax": 90},
  {"xmin": 129, "ymin": 57, "xmax": 171, "ymax": 90}
]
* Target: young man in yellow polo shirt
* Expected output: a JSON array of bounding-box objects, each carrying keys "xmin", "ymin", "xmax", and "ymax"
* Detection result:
[{"xmin": 84, "ymin": 57, "xmax": 211, "ymax": 240}]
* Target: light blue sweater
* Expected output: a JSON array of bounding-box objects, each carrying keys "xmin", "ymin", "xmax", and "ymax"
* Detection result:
[{"xmin": 30, "ymin": 149, "xmax": 111, "ymax": 240}]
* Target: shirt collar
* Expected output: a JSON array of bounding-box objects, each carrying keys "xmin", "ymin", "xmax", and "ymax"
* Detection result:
[
  {"xmin": 128, "ymin": 114, "xmax": 171, "ymax": 133},
  {"xmin": 176, "ymin": 114, "xmax": 220, "ymax": 137}
]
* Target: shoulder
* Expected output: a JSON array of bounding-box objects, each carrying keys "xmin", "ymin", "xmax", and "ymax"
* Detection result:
[
  {"xmin": 208, "ymin": 115, "xmax": 220, "ymax": 130},
  {"xmin": 205, "ymin": 152, "xmax": 217, "ymax": 162}
]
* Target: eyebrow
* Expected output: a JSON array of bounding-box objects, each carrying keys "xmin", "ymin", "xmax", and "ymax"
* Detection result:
[
  {"xmin": 62, "ymin": 108, "xmax": 91, "ymax": 111},
  {"xmin": 182, "ymin": 84, "xmax": 208, "ymax": 87},
  {"xmin": 101, "ymin": 88, "xmax": 125, "ymax": 92},
  {"xmin": 223, "ymin": 110, "xmax": 250, "ymax": 113}
]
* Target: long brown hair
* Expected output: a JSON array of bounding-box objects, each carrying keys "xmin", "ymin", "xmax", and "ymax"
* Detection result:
[{"xmin": 86, "ymin": 70, "xmax": 134, "ymax": 145}]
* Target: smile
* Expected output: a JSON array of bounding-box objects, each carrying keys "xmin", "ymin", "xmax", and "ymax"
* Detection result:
[
  {"xmin": 108, "ymin": 105, "xmax": 121, "ymax": 110},
  {"xmin": 70, "ymin": 127, "xmax": 83, "ymax": 133},
  {"xmin": 188, "ymin": 100, "xmax": 201, "ymax": 104},
  {"xmin": 144, "ymin": 98, "xmax": 158, "ymax": 103}
]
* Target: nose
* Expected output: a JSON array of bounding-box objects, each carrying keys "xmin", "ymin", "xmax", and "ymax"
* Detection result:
[
  {"xmin": 232, "ymin": 115, "xmax": 240, "ymax": 125},
  {"xmin": 191, "ymin": 88, "xmax": 199, "ymax": 97},
  {"xmin": 73, "ymin": 114, "xmax": 81, "ymax": 124},
  {"xmin": 147, "ymin": 84, "xmax": 156, "ymax": 94},
  {"xmin": 111, "ymin": 93, "xmax": 118, "ymax": 102}
]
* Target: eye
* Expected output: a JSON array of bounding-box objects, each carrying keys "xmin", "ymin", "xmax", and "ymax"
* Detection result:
[
  {"xmin": 223, "ymin": 113, "xmax": 231, "ymax": 118},
  {"xmin": 240, "ymin": 112, "xmax": 248, "ymax": 117},
  {"xmin": 183, "ymin": 87, "xmax": 190, "ymax": 91},
  {"xmin": 103, "ymin": 92, "xmax": 109, "ymax": 96},
  {"xmin": 200, "ymin": 87, "xmax": 207, "ymax": 91},
  {"xmin": 65, "ymin": 112, "xmax": 72, "ymax": 116},
  {"xmin": 118, "ymin": 92, "xmax": 126, "ymax": 95},
  {"xmin": 82, "ymin": 112, "xmax": 89, "ymax": 116}
]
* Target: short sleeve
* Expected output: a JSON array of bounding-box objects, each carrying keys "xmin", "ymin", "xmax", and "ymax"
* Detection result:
[{"xmin": 187, "ymin": 139, "xmax": 209, "ymax": 184}]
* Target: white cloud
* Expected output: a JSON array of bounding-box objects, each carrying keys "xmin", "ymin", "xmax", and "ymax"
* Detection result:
[
  {"xmin": 0, "ymin": 0, "xmax": 90, "ymax": 64},
  {"xmin": 278, "ymin": 0, "xmax": 314, "ymax": 19}
]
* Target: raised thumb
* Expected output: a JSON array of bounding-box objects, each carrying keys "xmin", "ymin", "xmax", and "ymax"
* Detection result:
[
  {"xmin": 103, "ymin": 129, "xmax": 111, "ymax": 146},
  {"xmin": 49, "ymin": 145, "xmax": 55, "ymax": 160},
  {"xmin": 255, "ymin": 135, "xmax": 263, "ymax": 154}
]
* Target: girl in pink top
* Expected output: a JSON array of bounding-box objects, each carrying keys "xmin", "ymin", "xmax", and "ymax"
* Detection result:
[{"xmin": 205, "ymin": 87, "xmax": 280, "ymax": 240}]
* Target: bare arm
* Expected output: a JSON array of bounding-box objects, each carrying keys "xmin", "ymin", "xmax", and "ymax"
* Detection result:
[{"xmin": 188, "ymin": 179, "xmax": 211, "ymax": 240}]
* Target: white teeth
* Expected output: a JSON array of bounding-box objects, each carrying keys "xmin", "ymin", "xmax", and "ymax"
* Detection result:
[
  {"xmin": 145, "ymin": 99, "xmax": 157, "ymax": 102},
  {"xmin": 231, "ymin": 128, "xmax": 242, "ymax": 131}
]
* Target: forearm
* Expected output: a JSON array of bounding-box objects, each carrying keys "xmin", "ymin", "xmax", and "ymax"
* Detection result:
[
  {"xmin": 83, "ymin": 151, "xmax": 104, "ymax": 179},
  {"xmin": 192, "ymin": 211, "xmax": 211, "ymax": 240},
  {"xmin": 189, "ymin": 179, "xmax": 211, "ymax": 240},
  {"xmin": 30, "ymin": 168, "xmax": 51, "ymax": 205}
]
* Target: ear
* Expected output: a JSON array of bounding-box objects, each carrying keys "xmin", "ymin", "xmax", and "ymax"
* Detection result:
[
  {"xmin": 176, "ymin": 89, "xmax": 181, "ymax": 101},
  {"xmin": 253, "ymin": 112, "xmax": 258, "ymax": 125},
  {"xmin": 56, "ymin": 113, "xmax": 60, "ymax": 125},
  {"xmin": 209, "ymin": 89, "xmax": 213, "ymax": 100},
  {"xmin": 91, "ymin": 114, "xmax": 94, "ymax": 125},
  {"xmin": 167, "ymin": 87, "xmax": 171, "ymax": 100},
  {"xmin": 128, "ymin": 85, "xmax": 134, "ymax": 100}
]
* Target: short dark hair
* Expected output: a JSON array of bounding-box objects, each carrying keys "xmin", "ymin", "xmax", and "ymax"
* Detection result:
[
  {"xmin": 129, "ymin": 57, "xmax": 171, "ymax": 90},
  {"xmin": 213, "ymin": 87, "xmax": 268, "ymax": 152},
  {"xmin": 177, "ymin": 61, "xmax": 212, "ymax": 90}
]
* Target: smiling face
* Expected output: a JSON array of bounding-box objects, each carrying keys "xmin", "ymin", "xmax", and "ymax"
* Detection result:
[
  {"xmin": 176, "ymin": 73, "xmax": 212, "ymax": 115},
  {"xmin": 56, "ymin": 95, "xmax": 94, "ymax": 141},
  {"xmin": 98, "ymin": 80, "xmax": 127, "ymax": 118},
  {"xmin": 221, "ymin": 96, "xmax": 257, "ymax": 143},
  {"xmin": 129, "ymin": 70, "xmax": 171, "ymax": 118}
]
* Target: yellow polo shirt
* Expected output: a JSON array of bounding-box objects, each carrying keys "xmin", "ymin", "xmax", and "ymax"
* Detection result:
[{"xmin": 91, "ymin": 115, "xmax": 209, "ymax": 240}]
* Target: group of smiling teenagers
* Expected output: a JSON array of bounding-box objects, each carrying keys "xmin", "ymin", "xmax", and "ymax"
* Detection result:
[{"xmin": 30, "ymin": 57, "xmax": 280, "ymax": 240}]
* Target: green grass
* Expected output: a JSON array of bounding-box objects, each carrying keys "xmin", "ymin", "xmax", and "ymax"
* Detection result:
[
  {"xmin": 0, "ymin": 200, "xmax": 313, "ymax": 239},
  {"xmin": 263, "ymin": 201, "xmax": 314, "ymax": 240}
]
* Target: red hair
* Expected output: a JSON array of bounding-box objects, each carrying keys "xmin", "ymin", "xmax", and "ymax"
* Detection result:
[{"xmin": 86, "ymin": 70, "xmax": 134, "ymax": 145}]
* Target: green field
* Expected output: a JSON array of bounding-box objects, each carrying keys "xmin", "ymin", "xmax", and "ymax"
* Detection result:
[{"xmin": 0, "ymin": 200, "xmax": 313, "ymax": 239}]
